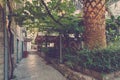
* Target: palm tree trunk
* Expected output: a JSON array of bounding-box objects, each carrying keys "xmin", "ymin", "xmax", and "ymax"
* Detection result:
[{"xmin": 83, "ymin": 0, "xmax": 107, "ymax": 49}]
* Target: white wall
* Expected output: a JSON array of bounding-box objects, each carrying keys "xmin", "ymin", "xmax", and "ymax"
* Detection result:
[
  {"xmin": 27, "ymin": 42, "xmax": 31, "ymax": 51},
  {"xmin": 109, "ymin": 1, "xmax": 120, "ymax": 18}
]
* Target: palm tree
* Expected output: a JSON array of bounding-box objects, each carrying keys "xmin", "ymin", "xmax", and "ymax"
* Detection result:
[{"xmin": 83, "ymin": 0, "xmax": 107, "ymax": 49}]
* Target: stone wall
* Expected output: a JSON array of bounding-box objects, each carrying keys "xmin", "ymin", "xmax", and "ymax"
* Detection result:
[
  {"xmin": 0, "ymin": 7, "xmax": 4, "ymax": 80},
  {"xmin": 0, "ymin": 32, "xmax": 4, "ymax": 80}
]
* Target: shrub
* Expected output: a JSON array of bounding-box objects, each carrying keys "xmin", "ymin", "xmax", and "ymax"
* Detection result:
[
  {"xmin": 41, "ymin": 47, "xmax": 59, "ymax": 58},
  {"xmin": 106, "ymin": 16, "xmax": 120, "ymax": 42},
  {"xmin": 64, "ymin": 42, "xmax": 120, "ymax": 73}
]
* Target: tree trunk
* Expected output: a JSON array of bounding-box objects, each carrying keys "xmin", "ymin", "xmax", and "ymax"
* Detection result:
[{"xmin": 83, "ymin": 0, "xmax": 107, "ymax": 49}]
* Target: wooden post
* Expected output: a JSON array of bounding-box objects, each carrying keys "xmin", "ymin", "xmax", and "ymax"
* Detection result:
[{"xmin": 59, "ymin": 33, "xmax": 63, "ymax": 63}]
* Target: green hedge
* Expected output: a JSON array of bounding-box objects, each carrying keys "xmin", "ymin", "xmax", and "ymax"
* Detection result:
[
  {"xmin": 41, "ymin": 47, "xmax": 59, "ymax": 58},
  {"xmin": 64, "ymin": 42, "xmax": 120, "ymax": 73}
]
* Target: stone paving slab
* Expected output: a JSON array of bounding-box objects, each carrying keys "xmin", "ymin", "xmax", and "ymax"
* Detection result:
[{"xmin": 13, "ymin": 53, "xmax": 66, "ymax": 80}]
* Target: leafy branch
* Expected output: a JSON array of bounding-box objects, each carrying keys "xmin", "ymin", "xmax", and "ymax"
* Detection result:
[{"xmin": 40, "ymin": 0, "xmax": 65, "ymax": 27}]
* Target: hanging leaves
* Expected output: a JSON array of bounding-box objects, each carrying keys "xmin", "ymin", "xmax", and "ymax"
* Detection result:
[{"xmin": 14, "ymin": 0, "xmax": 84, "ymax": 34}]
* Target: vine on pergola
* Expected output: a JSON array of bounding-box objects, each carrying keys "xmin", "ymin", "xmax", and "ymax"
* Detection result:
[
  {"xmin": 14, "ymin": 0, "xmax": 120, "ymax": 49},
  {"xmin": 14, "ymin": 0, "xmax": 84, "ymax": 34}
]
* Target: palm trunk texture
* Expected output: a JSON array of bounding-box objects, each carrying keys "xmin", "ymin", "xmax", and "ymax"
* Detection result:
[{"xmin": 83, "ymin": 0, "xmax": 107, "ymax": 49}]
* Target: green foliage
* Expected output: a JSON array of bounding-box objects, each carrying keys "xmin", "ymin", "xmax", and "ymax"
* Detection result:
[
  {"xmin": 106, "ymin": 16, "xmax": 120, "ymax": 42},
  {"xmin": 14, "ymin": 0, "xmax": 84, "ymax": 35},
  {"xmin": 13, "ymin": 0, "xmax": 23, "ymax": 3},
  {"xmin": 47, "ymin": 0, "xmax": 75, "ymax": 15},
  {"xmin": 64, "ymin": 42, "xmax": 120, "ymax": 73},
  {"xmin": 41, "ymin": 47, "xmax": 59, "ymax": 58},
  {"xmin": 14, "ymin": 0, "xmax": 46, "ymax": 26},
  {"xmin": 116, "ymin": 16, "xmax": 120, "ymax": 25}
]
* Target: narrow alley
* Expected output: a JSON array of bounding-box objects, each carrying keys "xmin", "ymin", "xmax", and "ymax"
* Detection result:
[{"xmin": 12, "ymin": 52, "xmax": 67, "ymax": 80}]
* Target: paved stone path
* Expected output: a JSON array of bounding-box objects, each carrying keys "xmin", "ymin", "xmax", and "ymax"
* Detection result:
[
  {"xmin": 13, "ymin": 53, "xmax": 66, "ymax": 80},
  {"xmin": 12, "ymin": 52, "xmax": 120, "ymax": 80}
]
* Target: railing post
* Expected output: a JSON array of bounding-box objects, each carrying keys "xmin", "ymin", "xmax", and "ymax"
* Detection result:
[{"xmin": 16, "ymin": 39, "xmax": 19, "ymax": 63}]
